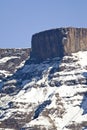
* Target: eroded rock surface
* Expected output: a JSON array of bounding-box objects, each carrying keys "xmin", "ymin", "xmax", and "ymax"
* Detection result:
[{"xmin": 31, "ymin": 27, "xmax": 87, "ymax": 60}]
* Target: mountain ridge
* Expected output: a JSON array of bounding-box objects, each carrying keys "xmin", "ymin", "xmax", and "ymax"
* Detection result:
[
  {"xmin": 0, "ymin": 51, "xmax": 87, "ymax": 130},
  {"xmin": 0, "ymin": 28, "xmax": 87, "ymax": 130}
]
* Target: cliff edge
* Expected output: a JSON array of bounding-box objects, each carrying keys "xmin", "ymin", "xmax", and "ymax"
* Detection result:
[{"xmin": 31, "ymin": 27, "xmax": 87, "ymax": 60}]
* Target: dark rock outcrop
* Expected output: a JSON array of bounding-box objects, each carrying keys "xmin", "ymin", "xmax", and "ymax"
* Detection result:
[
  {"xmin": 0, "ymin": 48, "xmax": 31, "ymax": 75},
  {"xmin": 0, "ymin": 48, "xmax": 31, "ymax": 59},
  {"xmin": 31, "ymin": 27, "xmax": 87, "ymax": 60}
]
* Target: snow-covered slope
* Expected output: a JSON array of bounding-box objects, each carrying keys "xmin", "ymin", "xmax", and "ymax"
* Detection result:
[
  {"xmin": 0, "ymin": 49, "xmax": 30, "ymax": 78},
  {"xmin": 0, "ymin": 51, "xmax": 87, "ymax": 130}
]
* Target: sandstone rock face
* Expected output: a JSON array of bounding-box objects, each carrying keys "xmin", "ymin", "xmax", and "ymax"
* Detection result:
[{"xmin": 31, "ymin": 27, "xmax": 87, "ymax": 60}]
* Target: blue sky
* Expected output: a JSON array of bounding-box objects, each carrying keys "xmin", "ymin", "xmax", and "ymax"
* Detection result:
[{"xmin": 0, "ymin": 0, "xmax": 87, "ymax": 48}]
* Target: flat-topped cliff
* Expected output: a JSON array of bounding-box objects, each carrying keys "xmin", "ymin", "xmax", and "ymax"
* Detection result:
[{"xmin": 31, "ymin": 27, "xmax": 87, "ymax": 60}]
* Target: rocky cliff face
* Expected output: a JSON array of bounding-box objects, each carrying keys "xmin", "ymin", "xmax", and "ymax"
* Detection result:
[{"xmin": 31, "ymin": 27, "xmax": 87, "ymax": 60}]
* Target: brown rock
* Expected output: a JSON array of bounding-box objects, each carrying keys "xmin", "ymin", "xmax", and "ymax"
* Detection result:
[{"xmin": 31, "ymin": 27, "xmax": 87, "ymax": 60}]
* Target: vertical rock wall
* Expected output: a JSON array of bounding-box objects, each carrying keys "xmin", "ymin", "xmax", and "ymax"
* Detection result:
[
  {"xmin": 31, "ymin": 27, "xmax": 87, "ymax": 60},
  {"xmin": 64, "ymin": 28, "xmax": 87, "ymax": 54}
]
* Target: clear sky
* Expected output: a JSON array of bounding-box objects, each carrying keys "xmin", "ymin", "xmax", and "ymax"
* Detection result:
[{"xmin": 0, "ymin": 0, "xmax": 87, "ymax": 48}]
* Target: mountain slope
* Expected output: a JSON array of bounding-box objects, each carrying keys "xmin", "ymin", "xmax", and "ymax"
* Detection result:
[{"xmin": 0, "ymin": 51, "xmax": 87, "ymax": 130}]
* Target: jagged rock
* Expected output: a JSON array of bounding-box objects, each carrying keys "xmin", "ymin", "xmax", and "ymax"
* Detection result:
[
  {"xmin": 31, "ymin": 27, "xmax": 87, "ymax": 60},
  {"xmin": 0, "ymin": 48, "xmax": 31, "ymax": 59},
  {"xmin": 0, "ymin": 48, "xmax": 31, "ymax": 75}
]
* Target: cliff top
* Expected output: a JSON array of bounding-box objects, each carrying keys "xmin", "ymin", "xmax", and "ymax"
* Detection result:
[
  {"xmin": 32, "ymin": 27, "xmax": 87, "ymax": 36},
  {"xmin": 31, "ymin": 27, "xmax": 87, "ymax": 61}
]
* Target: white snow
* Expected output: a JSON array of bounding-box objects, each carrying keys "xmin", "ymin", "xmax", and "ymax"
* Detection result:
[
  {"xmin": 16, "ymin": 60, "xmax": 26, "ymax": 69},
  {"xmin": 1, "ymin": 51, "xmax": 87, "ymax": 130},
  {"xmin": 28, "ymin": 116, "xmax": 52, "ymax": 126},
  {"xmin": 0, "ymin": 56, "xmax": 20, "ymax": 64},
  {"xmin": 0, "ymin": 70, "xmax": 12, "ymax": 77},
  {"xmin": 73, "ymin": 51, "xmax": 87, "ymax": 68}
]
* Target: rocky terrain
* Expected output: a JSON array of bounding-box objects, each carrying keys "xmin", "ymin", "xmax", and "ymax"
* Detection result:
[
  {"xmin": 0, "ymin": 27, "xmax": 87, "ymax": 130},
  {"xmin": 31, "ymin": 27, "xmax": 87, "ymax": 60},
  {"xmin": 0, "ymin": 48, "xmax": 31, "ymax": 77}
]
